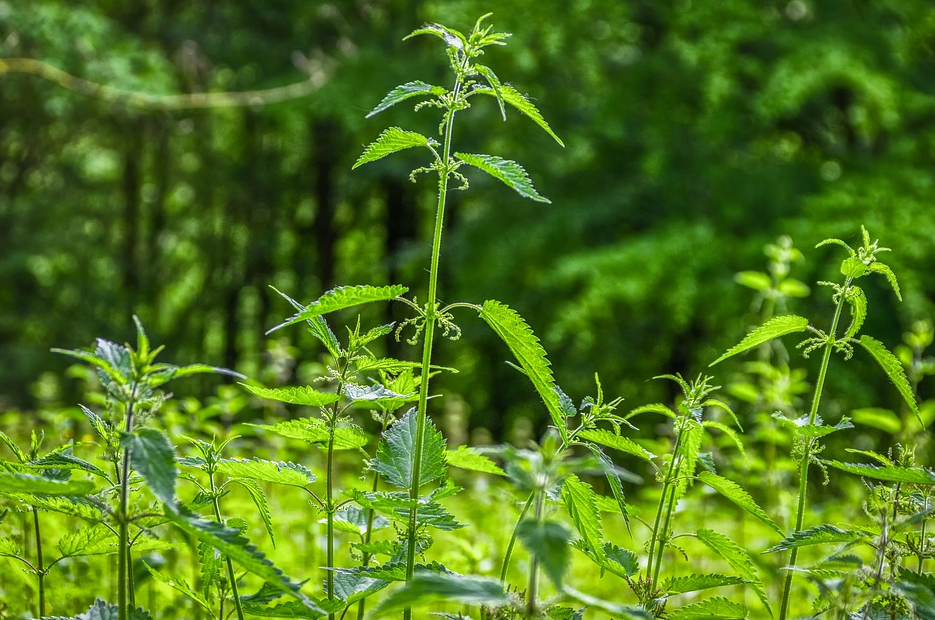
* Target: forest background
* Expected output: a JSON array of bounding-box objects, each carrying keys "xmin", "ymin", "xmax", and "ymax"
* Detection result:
[{"xmin": 1, "ymin": 0, "xmax": 934, "ymax": 445}]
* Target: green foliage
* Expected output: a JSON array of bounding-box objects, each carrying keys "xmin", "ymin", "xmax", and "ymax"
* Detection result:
[
  {"xmin": 765, "ymin": 524, "xmax": 862, "ymax": 552},
  {"xmin": 371, "ymin": 410, "xmax": 447, "ymax": 489},
  {"xmin": 269, "ymin": 285, "xmax": 409, "ymax": 333},
  {"xmin": 445, "ymin": 446, "xmax": 505, "ymax": 476},
  {"xmin": 240, "ymin": 384, "xmax": 341, "ymax": 407},
  {"xmin": 516, "ymin": 519, "xmax": 571, "ymax": 587},
  {"xmin": 454, "ymin": 153, "xmax": 550, "ymax": 203},
  {"xmin": 352, "ymin": 128, "xmax": 435, "ymax": 170},
  {"xmin": 216, "ymin": 458, "xmax": 316, "ymax": 487},
  {"xmin": 668, "ymin": 597, "xmax": 747, "ymax": 620},
  {"xmin": 710, "ymin": 315, "xmax": 810, "ymax": 366},
  {"xmin": 122, "ymin": 428, "xmax": 177, "ymax": 507},
  {"xmin": 697, "ymin": 471, "xmax": 783, "ymax": 537},
  {"xmin": 859, "ymin": 335, "xmax": 922, "ymax": 425},
  {"xmin": 44, "ymin": 599, "xmax": 152, "ymax": 620},
  {"xmin": 370, "ymin": 573, "xmax": 513, "ymax": 617},
  {"xmin": 695, "ymin": 528, "xmax": 771, "ymax": 615}
]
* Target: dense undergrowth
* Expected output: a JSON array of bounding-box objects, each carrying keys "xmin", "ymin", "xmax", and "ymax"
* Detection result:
[{"xmin": 2, "ymin": 14, "xmax": 935, "ymax": 620}]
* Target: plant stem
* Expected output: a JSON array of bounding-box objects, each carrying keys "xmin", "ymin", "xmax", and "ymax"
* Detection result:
[
  {"xmin": 646, "ymin": 423, "xmax": 685, "ymax": 585},
  {"xmin": 326, "ymin": 424, "xmax": 336, "ymax": 620},
  {"xmin": 403, "ymin": 63, "xmax": 465, "ymax": 620},
  {"xmin": 32, "ymin": 507, "xmax": 45, "ymax": 618},
  {"xmin": 118, "ymin": 397, "xmax": 136, "ymax": 620},
  {"xmin": 210, "ymin": 473, "xmax": 245, "ymax": 620},
  {"xmin": 500, "ymin": 492, "xmax": 536, "ymax": 584},
  {"xmin": 355, "ymin": 471, "xmax": 382, "ymax": 620},
  {"xmin": 526, "ymin": 491, "xmax": 545, "ymax": 619},
  {"xmin": 778, "ymin": 279, "xmax": 850, "ymax": 620}
]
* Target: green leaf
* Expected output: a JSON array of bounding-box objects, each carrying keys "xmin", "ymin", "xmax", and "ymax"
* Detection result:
[
  {"xmin": 371, "ymin": 573, "xmax": 512, "ymax": 617},
  {"xmin": 332, "ymin": 506, "xmax": 389, "ymax": 537},
  {"xmin": 269, "ymin": 284, "xmax": 408, "ymax": 333},
  {"xmin": 824, "ymin": 461, "xmax": 935, "ymax": 484},
  {"xmin": 478, "ymin": 300, "xmax": 568, "ymax": 442},
  {"xmin": 343, "ymin": 383, "xmax": 415, "ymax": 403},
  {"xmin": 697, "ymin": 472, "xmax": 783, "ymax": 537},
  {"xmin": 0, "ymin": 472, "xmax": 94, "ymax": 496},
  {"xmin": 765, "ymin": 524, "xmax": 862, "ymax": 552},
  {"xmin": 587, "ymin": 444, "xmax": 634, "ymax": 534},
  {"xmin": 600, "ymin": 542, "xmax": 640, "ymax": 578},
  {"xmin": 350, "ymin": 490, "xmax": 464, "ymax": 531},
  {"xmin": 662, "ymin": 573, "xmax": 746, "ymax": 595},
  {"xmin": 217, "ymin": 458, "xmax": 315, "ymax": 487},
  {"xmin": 772, "ymin": 412, "xmax": 854, "ymax": 438},
  {"xmin": 352, "ymin": 127, "xmax": 433, "ymax": 170},
  {"xmin": 0, "ymin": 430, "xmax": 26, "ymax": 463},
  {"xmin": 366, "ymin": 81, "xmax": 446, "ymax": 118},
  {"xmin": 473, "ymin": 84, "xmax": 564, "ymax": 146},
  {"xmin": 859, "ymin": 335, "xmax": 922, "ymax": 426},
  {"xmin": 241, "ymin": 384, "xmax": 341, "ymax": 407},
  {"xmin": 577, "ymin": 429, "xmax": 655, "ymax": 463},
  {"xmin": 271, "ymin": 287, "xmax": 341, "ymax": 358},
  {"xmin": 840, "ymin": 255, "xmax": 869, "ymax": 278},
  {"xmin": 446, "ymin": 446, "xmax": 505, "ymax": 476},
  {"xmin": 144, "ymin": 563, "xmax": 214, "ymax": 614},
  {"xmin": 164, "ymin": 507, "xmax": 320, "ymax": 613},
  {"xmin": 710, "ymin": 315, "xmax": 810, "ymax": 366},
  {"xmin": 623, "ymin": 403, "xmax": 677, "ymax": 421},
  {"xmin": 0, "ymin": 536, "xmax": 20, "ymax": 557},
  {"xmin": 371, "ymin": 409, "xmax": 447, "ymax": 489},
  {"xmin": 404, "ymin": 23, "xmax": 467, "ymax": 48},
  {"xmin": 560, "ymin": 586, "xmax": 651, "ymax": 619},
  {"xmin": 843, "ymin": 286, "xmax": 867, "ymax": 338},
  {"xmin": 42, "ymin": 598, "xmax": 151, "ymax": 620},
  {"xmin": 851, "ymin": 408, "xmax": 901, "ymax": 434},
  {"xmin": 701, "ymin": 421, "xmax": 747, "ymax": 462},
  {"xmin": 58, "ymin": 525, "xmax": 117, "ymax": 557},
  {"xmin": 8, "ymin": 494, "xmax": 103, "ymax": 520},
  {"xmin": 517, "ymin": 519, "xmax": 572, "ymax": 587},
  {"xmin": 669, "ymin": 597, "xmax": 747, "ymax": 619},
  {"xmin": 734, "ymin": 271, "xmax": 771, "ymax": 291},
  {"xmin": 777, "ymin": 278, "xmax": 810, "ymax": 298},
  {"xmin": 473, "ymin": 65, "xmax": 506, "ymax": 120},
  {"xmin": 248, "ymin": 417, "xmax": 369, "ymax": 451},
  {"xmin": 28, "ymin": 452, "xmax": 109, "ymax": 480},
  {"xmin": 562, "ymin": 475, "xmax": 605, "ymax": 563},
  {"xmin": 455, "ymin": 152, "xmax": 550, "ymax": 203},
  {"xmin": 869, "ymin": 261, "xmax": 901, "ymax": 300},
  {"xmin": 695, "ymin": 528, "xmax": 770, "ymax": 615},
  {"xmin": 122, "ymin": 428, "xmax": 177, "ymax": 507},
  {"xmin": 230, "ymin": 478, "xmax": 276, "ymax": 546},
  {"xmin": 242, "ymin": 600, "xmax": 341, "ymax": 618}
]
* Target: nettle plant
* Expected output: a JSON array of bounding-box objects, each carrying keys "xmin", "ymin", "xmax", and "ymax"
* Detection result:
[{"xmin": 711, "ymin": 227, "xmax": 923, "ymax": 620}]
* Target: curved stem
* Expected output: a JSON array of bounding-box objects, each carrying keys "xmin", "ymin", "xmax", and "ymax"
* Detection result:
[
  {"xmin": 500, "ymin": 492, "xmax": 536, "ymax": 583},
  {"xmin": 403, "ymin": 59, "xmax": 466, "ymax": 620},
  {"xmin": 778, "ymin": 278, "xmax": 850, "ymax": 620},
  {"xmin": 210, "ymin": 473, "xmax": 244, "ymax": 620},
  {"xmin": 32, "ymin": 507, "xmax": 45, "ymax": 618}
]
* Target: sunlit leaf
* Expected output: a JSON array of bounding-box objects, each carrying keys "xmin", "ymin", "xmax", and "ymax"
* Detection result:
[
  {"xmin": 710, "ymin": 315, "xmax": 810, "ymax": 366},
  {"xmin": 859, "ymin": 335, "xmax": 921, "ymax": 426},
  {"xmin": 366, "ymin": 81, "xmax": 446, "ymax": 118},
  {"xmin": 455, "ymin": 153, "xmax": 550, "ymax": 203},
  {"xmin": 353, "ymin": 128, "xmax": 433, "ymax": 170}
]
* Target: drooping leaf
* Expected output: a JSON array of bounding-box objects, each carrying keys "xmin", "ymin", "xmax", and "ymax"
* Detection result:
[
  {"xmin": 343, "ymin": 383, "xmax": 415, "ymax": 403},
  {"xmin": 0, "ymin": 472, "xmax": 94, "ymax": 496},
  {"xmin": 370, "ymin": 410, "xmax": 447, "ymax": 489},
  {"xmin": 479, "ymin": 300, "xmax": 567, "ymax": 441},
  {"xmin": 330, "ymin": 566, "xmax": 393, "ymax": 605},
  {"xmin": 701, "ymin": 421, "xmax": 747, "ymax": 463},
  {"xmin": 710, "ymin": 315, "xmax": 810, "ymax": 366},
  {"xmin": 122, "ymin": 428, "xmax": 177, "ymax": 507},
  {"xmin": 371, "ymin": 573, "xmax": 513, "ymax": 617},
  {"xmin": 697, "ymin": 472, "xmax": 783, "ymax": 537},
  {"xmin": 242, "ymin": 600, "xmax": 342, "ymax": 619},
  {"xmin": 446, "ymin": 446, "xmax": 505, "ymax": 476},
  {"xmin": 455, "ymin": 152, "xmax": 550, "ymax": 203},
  {"xmin": 562, "ymin": 476, "xmax": 605, "ymax": 563},
  {"xmin": 352, "ymin": 128, "xmax": 433, "ymax": 170},
  {"xmin": 144, "ymin": 563, "xmax": 214, "ymax": 614},
  {"xmin": 269, "ymin": 285, "xmax": 408, "ymax": 333},
  {"xmin": 0, "ymin": 536, "xmax": 20, "ymax": 556},
  {"xmin": 868, "ymin": 261, "xmax": 901, "ymax": 300},
  {"xmin": 669, "ymin": 596, "xmax": 747, "ymax": 619},
  {"xmin": 843, "ymin": 286, "xmax": 867, "ymax": 338},
  {"xmin": 472, "ymin": 84, "xmax": 564, "ymax": 146},
  {"xmin": 695, "ymin": 528, "xmax": 770, "ymax": 615},
  {"xmin": 734, "ymin": 271, "xmax": 771, "ymax": 291},
  {"xmin": 662, "ymin": 573, "xmax": 746, "ymax": 595},
  {"xmin": 824, "ymin": 461, "xmax": 935, "ymax": 484},
  {"xmin": 217, "ymin": 458, "xmax": 315, "ymax": 487},
  {"xmin": 230, "ymin": 478, "xmax": 276, "ymax": 545},
  {"xmin": 577, "ymin": 429, "xmax": 655, "ymax": 463},
  {"xmin": 560, "ymin": 586, "xmax": 651, "ymax": 619},
  {"xmin": 366, "ymin": 81, "xmax": 446, "ymax": 118},
  {"xmin": 587, "ymin": 444, "xmax": 633, "ymax": 534},
  {"xmin": 248, "ymin": 418, "xmax": 369, "ymax": 451},
  {"xmin": 270, "ymin": 287, "xmax": 341, "ymax": 358},
  {"xmin": 164, "ymin": 507, "xmax": 320, "ymax": 612},
  {"xmin": 850, "ymin": 408, "xmax": 901, "ymax": 434},
  {"xmin": 517, "ymin": 519, "xmax": 572, "ymax": 587},
  {"xmin": 473, "ymin": 65, "xmax": 506, "ymax": 120},
  {"xmin": 623, "ymin": 403, "xmax": 677, "ymax": 421},
  {"xmin": 42, "ymin": 598, "xmax": 151, "ymax": 620},
  {"xmin": 28, "ymin": 452, "xmax": 109, "ymax": 480},
  {"xmin": 404, "ymin": 23, "xmax": 467, "ymax": 48},
  {"xmin": 859, "ymin": 335, "xmax": 922, "ymax": 426},
  {"xmin": 765, "ymin": 524, "xmax": 862, "ymax": 553},
  {"xmin": 241, "ymin": 384, "xmax": 341, "ymax": 408}
]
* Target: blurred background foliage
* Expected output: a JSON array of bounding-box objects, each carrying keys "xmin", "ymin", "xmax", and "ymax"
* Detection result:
[{"xmin": 1, "ymin": 0, "xmax": 934, "ymax": 442}]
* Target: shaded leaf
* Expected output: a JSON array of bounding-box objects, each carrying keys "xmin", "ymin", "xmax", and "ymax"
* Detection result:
[
  {"xmin": 122, "ymin": 428, "xmax": 177, "ymax": 507},
  {"xmin": 562, "ymin": 476, "xmax": 605, "ymax": 563},
  {"xmin": 843, "ymin": 286, "xmax": 867, "ymax": 338},
  {"xmin": 230, "ymin": 478, "xmax": 276, "ymax": 546},
  {"xmin": 0, "ymin": 472, "xmax": 94, "ymax": 496},
  {"xmin": 144, "ymin": 563, "xmax": 213, "ymax": 615},
  {"xmin": 371, "ymin": 573, "xmax": 512, "ymax": 617},
  {"xmin": 869, "ymin": 261, "xmax": 901, "ymax": 300},
  {"xmin": 560, "ymin": 586, "xmax": 651, "ymax": 619},
  {"xmin": 371, "ymin": 410, "xmax": 447, "ymax": 489},
  {"xmin": 517, "ymin": 519, "xmax": 571, "ymax": 587},
  {"xmin": 58, "ymin": 525, "xmax": 117, "ymax": 557},
  {"xmin": 42, "ymin": 598, "xmax": 151, "ymax": 620}
]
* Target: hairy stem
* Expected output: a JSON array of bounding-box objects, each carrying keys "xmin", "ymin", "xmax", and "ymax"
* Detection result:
[
  {"xmin": 32, "ymin": 507, "xmax": 45, "ymax": 618},
  {"xmin": 210, "ymin": 473, "xmax": 244, "ymax": 620},
  {"xmin": 355, "ymin": 468, "xmax": 383, "ymax": 620},
  {"xmin": 778, "ymin": 278, "xmax": 850, "ymax": 620},
  {"xmin": 500, "ymin": 492, "xmax": 536, "ymax": 583},
  {"xmin": 646, "ymin": 424, "xmax": 685, "ymax": 585},
  {"xmin": 526, "ymin": 491, "xmax": 545, "ymax": 618},
  {"xmin": 118, "ymin": 396, "xmax": 136, "ymax": 620},
  {"xmin": 326, "ymin": 425, "xmax": 336, "ymax": 620},
  {"xmin": 403, "ymin": 61, "xmax": 466, "ymax": 620}
]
